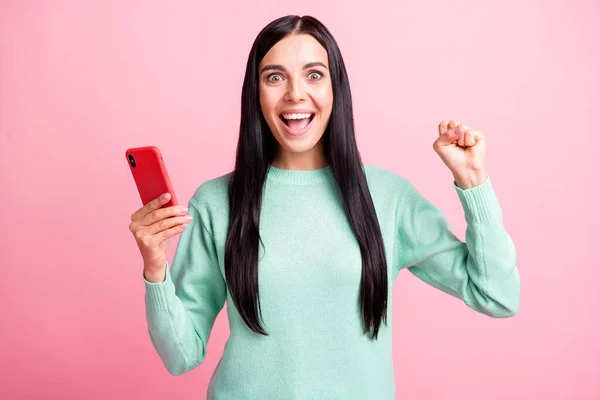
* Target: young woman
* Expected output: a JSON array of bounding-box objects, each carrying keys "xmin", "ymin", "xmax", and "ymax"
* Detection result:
[{"xmin": 129, "ymin": 14, "xmax": 520, "ymax": 400}]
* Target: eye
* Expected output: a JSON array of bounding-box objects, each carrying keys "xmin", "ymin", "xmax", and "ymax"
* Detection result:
[
  {"xmin": 308, "ymin": 71, "xmax": 323, "ymax": 81},
  {"xmin": 266, "ymin": 73, "xmax": 283, "ymax": 82}
]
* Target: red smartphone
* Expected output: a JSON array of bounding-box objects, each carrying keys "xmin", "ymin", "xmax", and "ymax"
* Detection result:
[{"xmin": 125, "ymin": 146, "xmax": 178, "ymax": 208}]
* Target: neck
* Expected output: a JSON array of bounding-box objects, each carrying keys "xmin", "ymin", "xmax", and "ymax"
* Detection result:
[{"xmin": 271, "ymin": 143, "xmax": 327, "ymax": 170}]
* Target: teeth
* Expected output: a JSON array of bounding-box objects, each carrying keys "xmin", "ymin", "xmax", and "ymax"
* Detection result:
[{"xmin": 282, "ymin": 113, "xmax": 313, "ymax": 120}]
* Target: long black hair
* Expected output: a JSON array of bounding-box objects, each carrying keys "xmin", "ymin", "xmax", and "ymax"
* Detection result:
[{"xmin": 225, "ymin": 15, "xmax": 389, "ymax": 340}]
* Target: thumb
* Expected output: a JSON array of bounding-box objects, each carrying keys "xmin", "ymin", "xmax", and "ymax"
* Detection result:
[{"xmin": 438, "ymin": 126, "xmax": 463, "ymax": 146}]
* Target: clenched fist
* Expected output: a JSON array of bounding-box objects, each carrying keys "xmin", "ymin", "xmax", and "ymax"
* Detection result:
[{"xmin": 433, "ymin": 119, "xmax": 488, "ymax": 189}]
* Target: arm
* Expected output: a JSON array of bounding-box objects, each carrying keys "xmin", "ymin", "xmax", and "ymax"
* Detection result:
[
  {"xmin": 143, "ymin": 201, "xmax": 227, "ymax": 375},
  {"xmin": 395, "ymin": 176, "xmax": 520, "ymax": 317}
]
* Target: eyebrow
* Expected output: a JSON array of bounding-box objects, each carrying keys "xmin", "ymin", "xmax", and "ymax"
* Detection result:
[{"xmin": 260, "ymin": 61, "xmax": 328, "ymax": 75}]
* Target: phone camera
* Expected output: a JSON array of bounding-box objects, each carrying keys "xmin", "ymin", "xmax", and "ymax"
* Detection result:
[{"xmin": 128, "ymin": 154, "xmax": 137, "ymax": 168}]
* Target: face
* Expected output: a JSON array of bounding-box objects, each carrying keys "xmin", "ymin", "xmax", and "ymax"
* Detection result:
[{"xmin": 258, "ymin": 33, "xmax": 333, "ymax": 168}]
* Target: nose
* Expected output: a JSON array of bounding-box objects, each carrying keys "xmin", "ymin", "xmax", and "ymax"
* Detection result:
[{"xmin": 284, "ymin": 78, "xmax": 306, "ymax": 103}]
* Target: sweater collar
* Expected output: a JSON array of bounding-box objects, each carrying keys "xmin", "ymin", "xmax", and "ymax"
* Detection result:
[{"xmin": 266, "ymin": 164, "xmax": 334, "ymax": 185}]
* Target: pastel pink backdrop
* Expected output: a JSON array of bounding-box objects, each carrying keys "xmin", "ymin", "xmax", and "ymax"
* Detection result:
[{"xmin": 1, "ymin": 1, "xmax": 597, "ymax": 399}]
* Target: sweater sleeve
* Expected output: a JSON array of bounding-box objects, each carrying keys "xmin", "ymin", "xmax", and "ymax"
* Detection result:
[
  {"xmin": 396, "ymin": 175, "xmax": 520, "ymax": 317},
  {"xmin": 143, "ymin": 201, "xmax": 227, "ymax": 375}
]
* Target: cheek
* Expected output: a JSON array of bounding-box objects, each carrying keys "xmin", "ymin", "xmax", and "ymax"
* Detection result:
[
  {"xmin": 259, "ymin": 87, "xmax": 280, "ymax": 116},
  {"xmin": 313, "ymin": 86, "xmax": 333, "ymax": 115}
]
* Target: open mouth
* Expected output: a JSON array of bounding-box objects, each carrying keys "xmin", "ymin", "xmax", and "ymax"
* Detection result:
[{"xmin": 279, "ymin": 113, "xmax": 315, "ymax": 130}]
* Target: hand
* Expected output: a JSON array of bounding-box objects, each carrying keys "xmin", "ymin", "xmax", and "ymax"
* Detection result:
[
  {"xmin": 128, "ymin": 193, "xmax": 192, "ymax": 276},
  {"xmin": 433, "ymin": 120, "xmax": 488, "ymax": 189}
]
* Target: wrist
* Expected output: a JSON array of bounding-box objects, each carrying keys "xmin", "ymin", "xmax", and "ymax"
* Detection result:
[
  {"xmin": 143, "ymin": 264, "xmax": 167, "ymax": 283},
  {"xmin": 453, "ymin": 170, "xmax": 488, "ymax": 190}
]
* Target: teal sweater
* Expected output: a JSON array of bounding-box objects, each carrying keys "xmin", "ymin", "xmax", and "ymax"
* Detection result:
[{"xmin": 143, "ymin": 164, "xmax": 520, "ymax": 399}]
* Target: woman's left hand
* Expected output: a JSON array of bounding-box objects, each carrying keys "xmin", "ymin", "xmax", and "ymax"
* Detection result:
[{"xmin": 433, "ymin": 120, "xmax": 488, "ymax": 190}]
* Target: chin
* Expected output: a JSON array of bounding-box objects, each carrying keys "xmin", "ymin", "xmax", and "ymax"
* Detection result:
[{"xmin": 276, "ymin": 125, "xmax": 325, "ymax": 149}]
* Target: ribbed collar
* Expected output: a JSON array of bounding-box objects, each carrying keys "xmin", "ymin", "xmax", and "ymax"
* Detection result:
[{"xmin": 266, "ymin": 164, "xmax": 334, "ymax": 185}]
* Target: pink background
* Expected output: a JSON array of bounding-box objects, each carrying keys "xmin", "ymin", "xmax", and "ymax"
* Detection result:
[{"xmin": 1, "ymin": 0, "xmax": 598, "ymax": 399}]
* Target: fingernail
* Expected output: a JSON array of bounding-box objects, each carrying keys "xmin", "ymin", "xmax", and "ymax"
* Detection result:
[{"xmin": 162, "ymin": 193, "xmax": 170, "ymax": 200}]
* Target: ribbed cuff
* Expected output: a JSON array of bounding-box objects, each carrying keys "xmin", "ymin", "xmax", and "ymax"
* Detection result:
[
  {"xmin": 144, "ymin": 261, "xmax": 175, "ymax": 312},
  {"xmin": 454, "ymin": 176, "xmax": 503, "ymax": 224}
]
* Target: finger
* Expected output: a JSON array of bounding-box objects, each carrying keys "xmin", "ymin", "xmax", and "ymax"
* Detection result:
[
  {"xmin": 132, "ymin": 192, "xmax": 171, "ymax": 222},
  {"xmin": 448, "ymin": 120, "xmax": 460, "ymax": 130},
  {"xmin": 467, "ymin": 129, "xmax": 483, "ymax": 146},
  {"xmin": 463, "ymin": 130, "xmax": 474, "ymax": 146},
  {"xmin": 456, "ymin": 124, "xmax": 466, "ymax": 147},
  {"xmin": 438, "ymin": 120, "xmax": 449, "ymax": 136},
  {"xmin": 149, "ymin": 215, "xmax": 192, "ymax": 235},
  {"xmin": 142, "ymin": 204, "xmax": 188, "ymax": 228},
  {"xmin": 456, "ymin": 125, "xmax": 467, "ymax": 147},
  {"xmin": 157, "ymin": 219, "xmax": 190, "ymax": 242},
  {"xmin": 456, "ymin": 124, "xmax": 476, "ymax": 146},
  {"xmin": 467, "ymin": 129, "xmax": 484, "ymax": 145},
  {"xmin": 456, "ymin": 124, "xmax": 478, "ymax": 147},
  {"xmin": 436, "ymin": 128, "xmax": 460, "ymax": 147}
]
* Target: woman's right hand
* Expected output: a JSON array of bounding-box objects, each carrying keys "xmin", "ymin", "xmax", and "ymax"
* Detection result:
[{"xmin": 128, "ymin": 193, "xmax": 193, "ymax": 281}]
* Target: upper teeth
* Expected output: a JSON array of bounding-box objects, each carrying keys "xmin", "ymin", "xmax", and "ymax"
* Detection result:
[{"xmin": 282, "ymin": 113, "xmax": 313, "ymax": 120}]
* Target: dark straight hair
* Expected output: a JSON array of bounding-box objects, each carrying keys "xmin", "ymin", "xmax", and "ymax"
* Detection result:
[{"xmin": 225, "ymin": 15, "xmax": 389, "ymax": 340}]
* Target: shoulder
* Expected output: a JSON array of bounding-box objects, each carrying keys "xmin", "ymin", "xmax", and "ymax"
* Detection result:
[
  {"xmin": 361, "ymin": 164, "xmax": 421, "ymax": 215},
  {"xmin": 362, "ymin": 163, "xmax": 412, "ymax": 194},
  {"xmin": 362, "ymin": 165, "xmax": 438, "ymax": 227},
  {"xmin": 188, "ymin": 170, "xmax": 233, "ymax": 214}
]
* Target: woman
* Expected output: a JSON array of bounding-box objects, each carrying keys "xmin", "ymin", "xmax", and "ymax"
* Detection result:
[{"xmin": 129, "ymin": 15, "xmax": 520, "ymax": 400}]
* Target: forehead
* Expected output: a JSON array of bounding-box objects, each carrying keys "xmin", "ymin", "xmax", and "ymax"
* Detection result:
[{"xmin": 259, "ymin": 34, "xmax": 329, "ymax": 69}]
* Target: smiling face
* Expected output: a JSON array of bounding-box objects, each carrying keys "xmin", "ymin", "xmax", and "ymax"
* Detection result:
[{"xmin": 258, "ymin": 33, "xmax": 333, "ymax": 169}]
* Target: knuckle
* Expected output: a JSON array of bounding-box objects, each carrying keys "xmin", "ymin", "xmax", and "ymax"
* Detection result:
[
  {"xmin": 133, "ymin": 229, "xmax": 143, "ymax": 241},
  {"xmin": 140, "ymin": 236, "xmax": 152, "ymax": 248}
]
